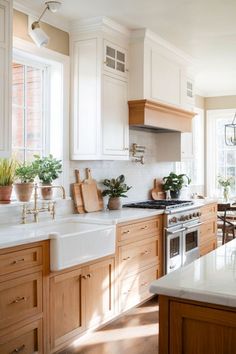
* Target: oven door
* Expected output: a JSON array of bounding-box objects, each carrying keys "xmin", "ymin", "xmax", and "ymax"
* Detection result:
[
  {"xmin": 165, "ymin": 227, "xmax": 185, "ymax": 274},
  {"xmin": 183, "ymin": 221, "xmax": 201, "ymax": 266}
]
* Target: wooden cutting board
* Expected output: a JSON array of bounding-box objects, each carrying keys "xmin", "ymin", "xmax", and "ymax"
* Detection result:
[
  {"xmin": 81, "ymin": 168, "xmax": 103, "ymax": 212},
  {"xmin": 72, "ymin": 169, "xmax": 85, "ymax": 213},
  {"xmin": 151, "ymin": 178, "xmax": 166, "ymax": 200}
]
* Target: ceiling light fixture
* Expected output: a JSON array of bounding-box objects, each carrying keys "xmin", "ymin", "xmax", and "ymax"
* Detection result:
[
  {"xmin": 225, "ymin": 113, "xmax": 236, "ymax": 146},
  {"xmin": 29, "ymin": 1, "xmax": 62, "ymax": 47}
]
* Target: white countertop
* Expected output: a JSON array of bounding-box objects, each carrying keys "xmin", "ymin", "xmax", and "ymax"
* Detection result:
[
  {"xmin": 150, "ymin": 239, "xmax": 236, "ymax": 308},
  {"xmin": 73, "ymin": 208, "xmax": 164, "ymax": 224},
  {"xmin": 0, "ymin": 199, "xmax": 217, "ymax": 250},
  {"xmin": 0, "ymin": 209, "xmax": 164, "ymax": 249}
]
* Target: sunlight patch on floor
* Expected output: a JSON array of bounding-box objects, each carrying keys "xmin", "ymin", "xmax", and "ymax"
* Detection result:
[{"xmin": 72, "ymin": 323, "xmax": 159, "ymax": 348}]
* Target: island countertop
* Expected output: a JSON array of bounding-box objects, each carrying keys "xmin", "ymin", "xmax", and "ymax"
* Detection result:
[{"xmin": 150, "ymin": 238, "xmax": 236, "ymax": 308}]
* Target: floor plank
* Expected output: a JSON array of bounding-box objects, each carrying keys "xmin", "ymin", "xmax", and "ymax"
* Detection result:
[{"xmin": 57, "ymin": 297, "xmax": 159, "ymax": 354}]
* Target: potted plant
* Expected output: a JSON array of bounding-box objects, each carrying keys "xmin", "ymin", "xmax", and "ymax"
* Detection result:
[
  {"xmin": 162, "ymin": 172, "xmax": 191, "ymax": 199},
  {"xmin": 32, "ymin": 154, "xmax": 62, "ymax": 200},
  {"xmin": 102, "ymin": 175, "xmax": 132, "ymax": 210},
  {"xmin": 0, "ymin": 158, "xmax": 16, "ymax": 203},
  {"xmin": 218, "ymin": 176, "xmax": 233, "ymax": 202},
  {"xmin": 14, "ymin": 162, "xmax": 37, "ymax": 202}
]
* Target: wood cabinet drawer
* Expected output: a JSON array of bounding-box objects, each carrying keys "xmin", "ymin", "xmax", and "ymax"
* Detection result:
[
  {"xmin": 0, "ymin": 319, "xmax": 43, "ymax": 353},
  {"xmin": 119, "ymin": 237, "xmax": 158, "ymax": 276},
  {"xmin": 120, "ymin": 266, "xmax": 158, "ymax": 311},
  {"xmin": 0, "ymin": 246, "xmax": 43, "ymax": 277},
  {"xmin": 200, "ymin": 203, "xmax": 217, "ymax": 222},
  {"xmin": 200, "ymin": 240, "xmax": 216, "ymax": 257},
  {"xmin": 117, "ymin": 217, "xmax": 162, "ymax": 243},
  {"xmin": 200, "ymin": 219, "xmax": 216, "ymax": 244},
  {"xmin": 0, "ymin": 272, "xmax": 42, "ymax": 329}
]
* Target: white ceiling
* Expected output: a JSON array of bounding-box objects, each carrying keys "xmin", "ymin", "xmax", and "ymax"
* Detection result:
[{"xmin": 16, "ymin": 0, "xmax": 236, "ymax": 97}]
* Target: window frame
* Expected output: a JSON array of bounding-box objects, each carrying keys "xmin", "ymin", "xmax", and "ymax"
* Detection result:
[
  {"xmin": 12, "ymin": 37, "xmax": 70, "ymax": 196},
  {"xmin": 12, "ymin": 55, "xmax": 50, "ymax": 161},
  {"xmin": 206, "ymin": 108, "xmax": 236, "ymax": 197}
]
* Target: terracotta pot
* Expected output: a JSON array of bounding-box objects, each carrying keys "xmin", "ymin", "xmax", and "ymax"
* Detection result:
[
  {"xmin": 14, "ymin": 183, "xmax": 34, "ymax": 202},
  {"xmin": 0, "ymin": 185, "xmax": 13, "ymax": 204},
  {"xmin": 108, "ymin": 197, "xmax": 122, "ymax": 210},
  {"xmin": 40, "ymin": 184, "xmax": 53, "ymax": 200}
]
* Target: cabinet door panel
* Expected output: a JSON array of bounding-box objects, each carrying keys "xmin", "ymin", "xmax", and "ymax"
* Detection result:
[
  {"xmin": 50, "ymin": 268, "xmax": 85, "ymax": 350},
  {"xmin": 0, "ymin": 319, "xmax": 43, "ymax": 354},
  {"xmin": 0, "ymin": 272, "xmax": 42, "ymax": 329},
  {"xmin": 151, "ymin": 50, "xmax": 181, "ymax": 106},
  {"xmin": 85, "ymin": 258, "xmax": 115, "ymax": 328},
  {"xmin": 71, "ymin": 39, "xmax": 99, "ymax": 159},
  {"xmin": 102, "ymin": 75, "xmax": 129, "ymax": 157}
]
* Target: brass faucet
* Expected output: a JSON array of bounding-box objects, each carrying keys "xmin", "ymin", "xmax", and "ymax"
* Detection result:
[{"xmin": 21, "ymin": 184, "xmax": 66, "ymax": 224}]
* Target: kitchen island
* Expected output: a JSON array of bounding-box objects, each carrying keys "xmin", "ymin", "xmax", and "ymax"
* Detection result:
[{"xmin": 150, "ymin": 238, "xmax": 236, "ymax": 354}]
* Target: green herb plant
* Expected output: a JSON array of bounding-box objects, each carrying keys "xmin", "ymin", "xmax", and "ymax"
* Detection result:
[
  {"xmin": 15, "ymin": 163, "xmax": 37, "ymax": 183},
  {"xmin": 33, "ymin": 154, "xmax": 62, "ymax": 184},
  {"xmin": 102, "ymin": 175, "xmax": 132, "ymax": 198},
  {"xmin": 0, "ymin": 158, "xmax": 17, "ymax": 186},
  {"xmin": 162, "ymin": 172, "xmax": 191, "ymax": 192},
  {"xmin": 218, "ymin": 176, "xmax": 233, "ymax": 188}
]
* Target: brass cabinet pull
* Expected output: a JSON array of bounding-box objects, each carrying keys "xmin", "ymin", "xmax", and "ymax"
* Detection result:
[
  {"xmin": 142, "ymin": 250, "xmax": 150, "ymax": 255},
  {"xmin": 87, "ymin": 273, "xmax": 92, "ymax": 278},
  {"xmin": 122, "ymin": 230, "xmax": 130, "ymax": 234},
  {"xmin": 140, "ymin": 225, "xmax": 148, "ymax": 230},
  {"xmin": 12, "ymin": 258, "xmax": 25, "ymax": 265},
  {"xmin": 12, "ymin": 345, "xmax": 25, "ymax": 353},
  {"xmin": 82, "ymin": 275, "xmax": 88, "ymax": 279},
  {"xmin": 10, "ymin": 296, "xmax": 27, "ymax": 304},
  {"xmin": 122, "ymin": 256, "xmax": 131, "ymax": 261}
]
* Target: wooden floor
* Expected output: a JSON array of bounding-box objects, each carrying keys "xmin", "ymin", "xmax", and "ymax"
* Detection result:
[{"xmin": 57, "ymin": 297, "xmax": 159, "ymax": 354}]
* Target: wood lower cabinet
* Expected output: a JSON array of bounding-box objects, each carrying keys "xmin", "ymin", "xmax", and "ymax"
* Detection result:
[
  {"xmin": 117, "ymin": 215, "xmax": 162, "ymax": 312},
  {"xmin": 0, "ymin": 319, "xmax": 43, "ymax": 354},
  {"xmin": 159, "ymin": 295, "xmax": 236, "ymax": 354},
  {"xmin": 49, "ymin": 257, "xmax": 115, "ymax": 352},
  {"xmin": 0, "ymin": 241, "xmax": 49, "ymax": 354},
  {"xmin": 200, "ymin": 203, "xmax": 217, "ymax": 256}
]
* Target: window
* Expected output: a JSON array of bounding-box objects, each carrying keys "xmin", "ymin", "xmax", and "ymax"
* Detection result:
[
  {"xmin": 207, "ymin": 109, "xmax": 236, "ymax": 197},
  {"xmin": 12, "ymin": 60, "xmax": 48, "ymax": 162}
]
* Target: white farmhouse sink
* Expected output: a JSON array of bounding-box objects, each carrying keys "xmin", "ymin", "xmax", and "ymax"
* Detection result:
[{"xmin": 47, "ymin": 221, "xmax": 116, "ymax": 271}]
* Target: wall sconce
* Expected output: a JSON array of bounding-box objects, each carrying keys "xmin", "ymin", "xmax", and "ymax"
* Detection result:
[
  {"xmin": 225, "ymin": 113, "xmax": 236, "ymax": 146},
  {"xmin": 29, "ymin": 1, "xmax": 61, "ymax": 47},
  {"xmin": 130, "ymin": 143, "xmax": 146, "ymax": 164}
]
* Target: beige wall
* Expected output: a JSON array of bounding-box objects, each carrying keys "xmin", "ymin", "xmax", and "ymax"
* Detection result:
[
  {"xmin": 195, "ymin": 94, "xmax": 205, "ymax": 110},
  {"xmin": 13, "ymin": 10, "xmax": 69, "ymax": 56},
  {"xmin": 205, "ymin": 95, "xmax": 236, "ymax": 110}
]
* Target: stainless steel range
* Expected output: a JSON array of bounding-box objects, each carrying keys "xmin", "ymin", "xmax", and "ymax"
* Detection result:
[{"xmin": 124, "ymin": 200, "xmax": 202, "ymax": 274}]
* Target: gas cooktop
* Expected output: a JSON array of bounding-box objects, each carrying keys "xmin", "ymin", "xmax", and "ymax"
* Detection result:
[{"xmin": 123, "ymin": 200, "xmax": 194, "ymax": 210}]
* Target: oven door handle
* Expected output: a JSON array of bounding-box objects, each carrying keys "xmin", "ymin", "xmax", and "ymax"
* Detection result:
[
  {"xmin": 184, "ymin": 222, "xmax": 204, "ymax": 229},
  {"xmin": 166, "ymin": 227, "xmax": 186, "ymax": 234}
]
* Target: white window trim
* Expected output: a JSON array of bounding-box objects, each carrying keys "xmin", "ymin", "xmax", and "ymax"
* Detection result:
[
  {"xmin": 12, "ymin": 55, "xmax": 49, "ymax": 160},
  {"xmin": 13, "ymin": 37, "xmax": 70, "ymax": 196},
  {"xmin": 206, "ymin": 108, "xmax": 236, "ymax": 197}
]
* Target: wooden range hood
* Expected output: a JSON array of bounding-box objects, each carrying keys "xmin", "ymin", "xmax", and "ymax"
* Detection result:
[{"xmin": 128, "ymin": 99, "xmax": 196, "ymax": 133}]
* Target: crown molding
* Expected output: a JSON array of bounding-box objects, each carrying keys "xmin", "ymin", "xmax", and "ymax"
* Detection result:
[
  {"xmin": 70, "ymin": 16, "xmax": 130, "ymax": 39},
  {"xmin": 131, "ymin": 28, "xmax": 194, "ymax": 65},
  {"xmin": 13, "ymin": 0, "xmax": 70, "ymax": 32}
]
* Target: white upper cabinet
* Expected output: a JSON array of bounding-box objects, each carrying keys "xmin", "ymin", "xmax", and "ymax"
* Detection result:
[
  {"xmin": 129, "ymin": 29, "xmax": 194, "ymax": 110},
  {"xmin": 102, "ymin": 75, "xmax": 129, "ymax": 157},
  {"xmin": 0, "ymin": 0, "xmax": 12, "ymax": 158},
  {"xmin": 70, "ymin": 18, "xmax": 129, "ymax": 160}
]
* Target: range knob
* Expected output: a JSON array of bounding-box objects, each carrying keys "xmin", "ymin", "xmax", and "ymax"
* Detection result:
[
  {"xmin": 193, "ymin": 213, "xmax": 197, "ymax": 217},
  {"xmin": 169, "ymin": 217, "xmax": 177, "ymax": 223},
  {"xmin": 185, "ymin": 215, "xmax": 190, "ymax": 220},
  {"xmin": 197, "ymin": 212, "xmax": 201, "ymax": 217}
]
